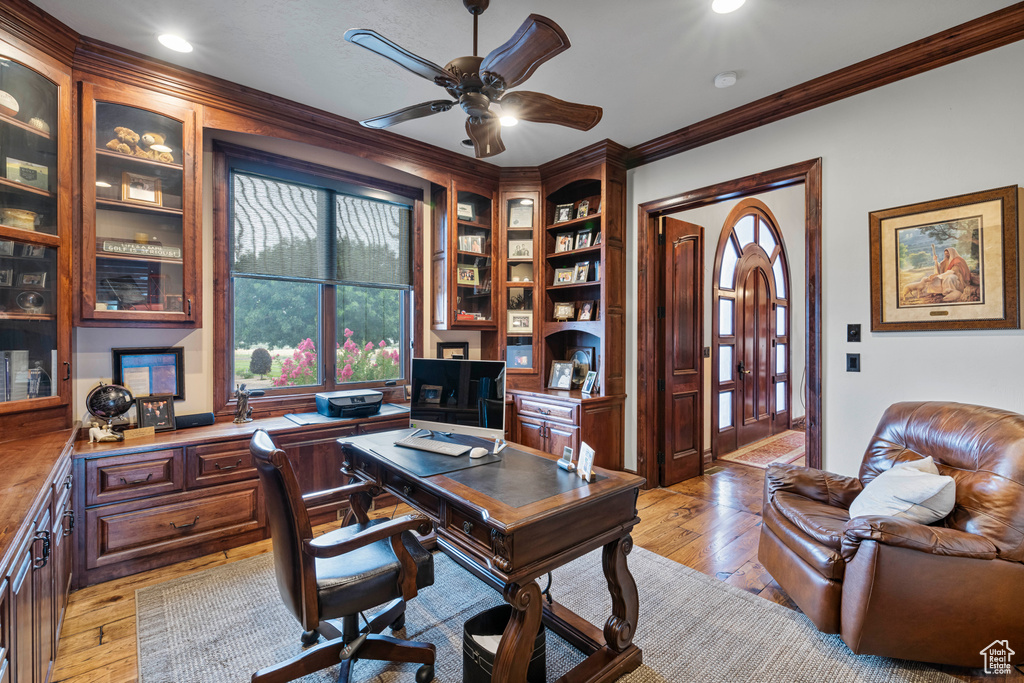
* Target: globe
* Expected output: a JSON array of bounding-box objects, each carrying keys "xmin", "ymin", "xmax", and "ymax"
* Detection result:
[{"xmin": 86, "ymin": 383, "xmax": 134, "ymax": 422}]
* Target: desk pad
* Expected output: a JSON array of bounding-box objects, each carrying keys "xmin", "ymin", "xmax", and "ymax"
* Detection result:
[
  {"xmin": 343, "ymin": 429, "xmax": 503, "ymax": 477},
  {"xmin": 442, "ymin": 447, "xmax": 591, "ymax": 508}
]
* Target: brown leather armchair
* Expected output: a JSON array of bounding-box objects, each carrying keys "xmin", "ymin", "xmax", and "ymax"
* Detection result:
[
  {"xmin": 249, "ymin": 429, "xmax": 437, "ymax": 683},
  {"xmin": 759, "ymin": 401, "xmax": 1024, "ymax": 667}
]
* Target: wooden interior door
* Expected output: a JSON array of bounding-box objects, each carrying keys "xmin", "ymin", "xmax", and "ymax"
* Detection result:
[
  {"xmin": 661, "ymin": 217, "xmax": 703, "ymax": 485},
  {"xmin": 736, "ymin": 265, "xmax": 772, "ymax": 447}
]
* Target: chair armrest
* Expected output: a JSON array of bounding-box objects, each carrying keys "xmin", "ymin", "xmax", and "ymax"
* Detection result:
[
  {"xmin": 302, "ymin": 514, "xmax": 432, "ymax": 559},
  {"xmin": 765, "ymin": 463, "xmax": 863, "ymax": 508},
  {"xmin": 301, "ymin": 480, "xmax": 379, "ymax": 508},
  {"xmin": 841, "ymin": 516, "xmax": 998, "ymax": 561}
]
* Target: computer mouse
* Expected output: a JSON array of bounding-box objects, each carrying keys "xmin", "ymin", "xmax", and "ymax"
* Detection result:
[{"xmin": 469, "ymin": 447, "xmax": 490, "ymax": 459}]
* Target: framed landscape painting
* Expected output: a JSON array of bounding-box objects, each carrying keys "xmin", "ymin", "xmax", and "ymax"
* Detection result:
[{"xmin": 870, "ymin": 186, "xmax": 1020, "ymax": 331}]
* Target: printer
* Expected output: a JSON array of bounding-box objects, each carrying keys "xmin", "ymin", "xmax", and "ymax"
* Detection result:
[{"xmin": 315, "ymin": 389, "xmax": 384, "ymax": 418}]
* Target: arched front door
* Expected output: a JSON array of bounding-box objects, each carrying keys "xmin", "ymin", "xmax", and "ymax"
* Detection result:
[{"xmin": 712, "ymin": 199, "xmax": 791, "ymax": 457}]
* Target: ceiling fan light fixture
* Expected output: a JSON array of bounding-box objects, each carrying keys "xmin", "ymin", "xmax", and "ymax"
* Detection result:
[
  {"xmin": 711, "ymin": 0, "xmax": 746, "ymax": 14},
  {"xmin": 499, "ymin": 115, "xmax": 518, "ymax": 127},
  {"xmin": 157, "ymin": 33, "xmax": 193, "ymax": 53}
]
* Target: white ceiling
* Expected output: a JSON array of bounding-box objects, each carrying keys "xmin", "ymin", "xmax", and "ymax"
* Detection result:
[{"xmin": 34, "ymin": 0, "xmax": 1017, "ymax": 166}]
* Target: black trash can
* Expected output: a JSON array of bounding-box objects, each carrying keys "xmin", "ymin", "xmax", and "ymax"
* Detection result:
[{"xmin": 463, "ymin": 604, "xmax": 545, "ymax": 683}]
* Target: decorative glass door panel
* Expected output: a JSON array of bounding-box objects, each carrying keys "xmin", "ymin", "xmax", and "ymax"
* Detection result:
[
  {"xmin": 453, "ymin": 188, "xmax": 493, "ymax": 325},
  {"xmin": 0, "ymin": 237, "xmax": 58, "ymax": 401},
  {"xmin": 504, "ymin": 195, "xmax": 537, "ymax": 370}
]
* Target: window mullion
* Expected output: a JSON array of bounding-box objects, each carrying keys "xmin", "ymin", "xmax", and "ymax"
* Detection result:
[{"xmin": 323, "ymin": 189, "xmax": 338, "ymax": 390}]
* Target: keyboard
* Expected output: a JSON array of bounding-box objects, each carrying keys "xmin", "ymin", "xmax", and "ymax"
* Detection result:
[{"xmin": 393, "ymin": 435, "xmax": 472, "ymax": 457}]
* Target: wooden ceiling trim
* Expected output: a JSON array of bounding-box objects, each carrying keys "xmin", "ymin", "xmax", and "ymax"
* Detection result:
[
  {"xmin": 539, "ymin": 139, "xmax": 628, "ymax": 180},
  {"xmin": 0, "ymin": 0, "xmax": 78, "ymax": 64},
  {"xmin": 627, "ymin": 2, "xmax": 1024, "ymax": 169}
]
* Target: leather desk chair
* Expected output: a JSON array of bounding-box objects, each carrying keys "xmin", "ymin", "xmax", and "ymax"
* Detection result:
[
  {"xmin": 249, "ymin": 429, "xmax": 437, "ymax": 683},
  {"xmin": 759, "ymin": 402, "xmax": 1024, "ymax": 667}
]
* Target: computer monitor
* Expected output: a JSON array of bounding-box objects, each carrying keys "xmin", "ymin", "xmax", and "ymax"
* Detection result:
[{"xmin": 409, "ymin": 358, "xmax": 506, "ymax": 440}]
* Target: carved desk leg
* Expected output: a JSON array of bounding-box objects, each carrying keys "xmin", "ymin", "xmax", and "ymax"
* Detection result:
[
  {"xmin": 492, "ymin": 581, "xmax": 542, "ymax": 683},
  {"xmin": 602, "ymin": 534, "xmax": 638, "ymax": 652}
]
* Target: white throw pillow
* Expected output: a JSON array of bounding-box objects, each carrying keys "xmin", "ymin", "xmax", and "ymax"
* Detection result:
[{"xmin": 848, "ymin": 457, "xmax": 955, "ymax": 524}]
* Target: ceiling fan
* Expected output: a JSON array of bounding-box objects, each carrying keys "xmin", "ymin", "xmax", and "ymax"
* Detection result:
[{"xmin": 344, "ymin": 0, "xmax": 602, "ymax": 158}]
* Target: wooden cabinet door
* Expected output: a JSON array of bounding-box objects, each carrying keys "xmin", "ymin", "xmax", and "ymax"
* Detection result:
[
  {"xmin": 0, "ymin": 577, "xmax": 8, "ymax": 683},
  {"xmin": 31, "ymin": 507, "xmax": 52, "ymax": 683},
  {"xmin": 516, "ymin": 416, "xmax": 546, "ymax": 452},
  {"xmin": 545, "ymin": 422, "xmax": 579, "ymax": 458},
  {"xmin": 10, "ymin": 541, "xmax": 32, "ymax": 683},
  {"xmin": 51, "ymin": 491, "xmax": 73, "ymax": 644}
]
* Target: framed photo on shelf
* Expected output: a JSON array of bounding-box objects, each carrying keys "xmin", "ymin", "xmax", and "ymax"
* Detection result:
[
  {"xmin": 594, "ymin": 260, "xmax": 601, "ymax": 281},
  {"xmin": 0, "ymin": 241, "xmax": 13, "ymax": 256},
  {"xmin": 554, "ymin": 267, "xmax": 574, "ymax": 285},
  {"xmin": 506, "ymin": 344, "xmax": 533, "ymax": 368},
  {"xmin": 20, "ymin": 244, "xmax": 45, "ymax": 258},
  {"xmin": 577, "ymin": 442, "xmax": 596, "ymax": 482},
  {"xmin": 0, "ymin": 269, "xmax": 11, "ymax": 287},
  {"xmin": 594, "ymin": 231, "xmax": 602, "ymax": 246},
  {"xmin": 122, "ymin": 172, "xmax": 162, "ymax": 206},
  {"xmin": 555, "ymin": 233, "xmax": 574, "ymax": 253},
  {"xmin": 509, "ymin": 263, "xmax": 533, "ymax": 282},
  {"xmin": 457, "ymin": 202, "xmax": 475, "ymax": 221},
  {"xmin": 553, "ymin": 301, "xmax": 575, "ymax": 321},
  {"xmin": 507, "ymin": 310, "xmax": 534, "ymax": 333},
  {"xmin": 135, "ymin": 394, "xmax": 176, "ymax": 432},
  {"xmin": 456, "ymin": 265, "xmax": 479, "ymax": 286},
  {"xmin": 581, "ymin": 370, "xmax": 598, "ymax": 394},
  {"xmin": 548, "ymin": 360, "xmax": 574, "ymax": 390},
  {"xmin": 869, "ymin": 185, "xmax": 1020, "ymax": 331},
  {"xmin": 577, "ymin": 300, "xmax": 595, "ymax": 321},
  {"xmin": 419, "ymin": 384, "xmax": 443, "ymax": 403},
  {"xmin": 509, "ymin": 203, "xmax": 533, "ymax": 228},
  {"xmin": 113, "ymin": 346, "xmax": 185, "ymax": 400},
  {"xmin": 554, "ymin": 203, "xmax": 573, "ymax": 223},
  {"xmin": 575, "ymin": 229, "xmax": 593, "ymax": 250},
  {"xmin": 568, "ymin": 346, "xmax": 595, "ymax": 388},
  {"xmin": 576, "ymin": 200, "xmax": 589, "ymax": 219},
  {"xmin": 574, "ymin": 262, "xmax": 590, "ymax": 282},
  {"xmin": 17, "ymin": 272, "xmax": 45, "ymax": 288},
  {"xmin": 508, "ymin": 240, "xmax": 533, "ymax": 259},
  {"xmin": 436, "ymin": 341, "xmax": 469, "ymax": 359}
]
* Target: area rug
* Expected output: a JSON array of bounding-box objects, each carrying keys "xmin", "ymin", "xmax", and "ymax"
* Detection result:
[
  {"xmin": 136, "ymin": 544, "xmax": 955, "ymax": 683},
  {"xmin": 719, "ymin": 430, "xmax": 806, "ymax": 469}
]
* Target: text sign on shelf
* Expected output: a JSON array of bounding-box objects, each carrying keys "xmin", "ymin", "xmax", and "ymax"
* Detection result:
[{"xmin": 102, "ymin": 241, "xmax": 182, "ymax": 259}]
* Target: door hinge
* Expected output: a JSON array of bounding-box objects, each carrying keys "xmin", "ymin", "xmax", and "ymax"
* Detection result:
[
  {"xmin": 656, "ymin": 306, "xmax": 665, "ymax": 319},
  {"xmin": 657, "ymin": 451, "xmax": 665, "ymax": 465},
  {"xmin": 657, "ymin": 379, "xmax": 665, "ymax": 392}
]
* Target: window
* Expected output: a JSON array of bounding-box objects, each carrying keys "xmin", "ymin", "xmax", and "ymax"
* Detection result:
[{"xmin": 215, "ymin": 144, "xmax": 421, "ymax": 408}]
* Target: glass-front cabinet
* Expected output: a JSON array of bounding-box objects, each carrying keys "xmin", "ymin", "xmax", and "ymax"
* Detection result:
[
  {"xmin": 501, "ymin": 191, "xmax": 540, "ymax": 375},
  {"xmin": 80, "ymin": 80, "xmax": 201, "ymax": 326},
  {"xmin": 0, "ymin": 39, "xmax": 71, "ymax": 413},
  {"xmin": 449, "ymin": 180, "xmax": 496, "ymax": 329}
]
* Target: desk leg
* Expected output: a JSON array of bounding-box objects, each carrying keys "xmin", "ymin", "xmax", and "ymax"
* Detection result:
[
  {"xmin": 492, "ymin": 581, "xmax": 542, "ymax": 683},
  {"xmin": 602, "ymin": 534, "xmax": 638, "ymax": 652}
]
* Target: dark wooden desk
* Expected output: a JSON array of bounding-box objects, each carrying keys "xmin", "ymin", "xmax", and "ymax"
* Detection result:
[{"xmin": 338, "ymin": 432, "xmax": 645, "ymax": 683}]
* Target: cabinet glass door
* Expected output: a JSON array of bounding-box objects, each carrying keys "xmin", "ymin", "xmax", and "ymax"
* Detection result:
[
  {"xmin": 0, "ymin": 237, "xmax": 58, "ymax": 401},
  {"xmin": 454, "ymin": 189, "xmax": 493, "ymax": 324},
  {"xmin": 505, "ymin": 196, "xmax": 536, "ymax": 370}
]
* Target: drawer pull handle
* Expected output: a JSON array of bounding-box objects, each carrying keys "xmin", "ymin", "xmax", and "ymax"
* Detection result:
[
  {"xmin": 402, "ymin": 485, "xmax": 413, "ymax": 498},
  {"xmin": 120, "ymin": 473, "xmax": 154, "ymax": 486},
  {"xmin": 170, "ymin": 516, "xmax": 200, "ymax": 530},
  {"xmin": 215, "ymin": 459, "xmax": 243, "ymax": 471},
  {"xmin": 462, "ymin": 520, "xmax": 473, "ymax": 535},
  {"xmin": 33, "ymin": 530, "xmax": 50, "ymax": 568},
  {"xmin": 63, "ymin": 510, "xmax": 75, "ymax": 536}
]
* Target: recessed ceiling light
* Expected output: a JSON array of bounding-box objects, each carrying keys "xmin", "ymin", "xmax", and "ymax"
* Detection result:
[
  {"xmin": 520, "ymin": 199, "xmax": 533, "ymax": 205},
  {"xmin": 95, "ymin": 181, "xmax": 111, "ymax": 188},
  {"xmin": 158, "ymin": 34, "xmax": 193, "ymax": 53},
  {"xmin": 150, "ymin": 144, "xmax": 172, "ymax": 153},
  {"xmin": 714, "ymin": 71, "xmax": 738, "ymax": 88},
  {"xmin": 499, "ymin": 115, "xmax": 518, "ymax": 127},
  {"xmin": 712, "ymin": 0, "xmax": 746, "ymax": 14}
]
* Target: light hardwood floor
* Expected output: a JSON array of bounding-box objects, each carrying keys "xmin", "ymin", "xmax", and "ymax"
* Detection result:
[{"xmin": 52, "ymin": 461, "xmax": 1021, "ymax": 682}]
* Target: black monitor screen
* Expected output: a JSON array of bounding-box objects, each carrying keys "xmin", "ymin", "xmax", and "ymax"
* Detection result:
[{"xmin": 409, "ymin": 358, "xmax": 506, "ymax": 439}]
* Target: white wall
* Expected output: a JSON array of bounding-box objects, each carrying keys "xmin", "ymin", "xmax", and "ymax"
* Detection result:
[
  {"xmin": 626, "ymin": 41, "xmax": 1024, "ymax": 476},
  {"xmin": 667, "ymin": 185, "xmax": 806, "ymax": 451}
]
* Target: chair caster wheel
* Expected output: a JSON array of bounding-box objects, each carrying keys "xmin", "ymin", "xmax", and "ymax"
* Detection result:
[
  {"xmin": 300, "ymin": 629, "xmax": 319, "ymax": 646},
  {"xmin": 415, "ymin": 663, "xmax": 434, "ymax": 682},
  {"xmin": 391, "ymin": 612, "xmax": 405, "ymax": 631}
]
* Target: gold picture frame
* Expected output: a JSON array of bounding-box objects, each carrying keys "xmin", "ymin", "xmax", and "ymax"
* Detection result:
[{"xmin": 122, "ymin": 171, "xmax": 163, "ymax": 206}]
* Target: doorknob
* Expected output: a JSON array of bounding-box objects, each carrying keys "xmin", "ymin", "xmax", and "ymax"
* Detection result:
[{"xmin": 737, "ymin": 362, "xmax": 751, "ymax": 376}]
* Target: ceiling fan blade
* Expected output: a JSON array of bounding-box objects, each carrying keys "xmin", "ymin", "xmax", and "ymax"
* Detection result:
[
  {"xmin": 500, "ymin": 91, "xmax": 602, "ymax": 131},
  {"xmin": 465, "ymin": 116, "xmax": 505, "ymax": 158},
  {"xmin": 360, "ymin": 100, "xmax": 456, "ymax": 129},
  {"xmin": 344, "ymin": 28, "xmax": 458, "ymax": 87},
  {"xmin": 479, "ymin": 14, "xmax": 569, "ymax": 90}
]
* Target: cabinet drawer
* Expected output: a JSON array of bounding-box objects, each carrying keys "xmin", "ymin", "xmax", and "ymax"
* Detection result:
[
  {"xmin": 383, "ymin": 469, "xmax": 439, "ymax": 518},
  {"xmin": 447, "ymin": 505, "xmax": 491, "ymax": 552},
  {"xmin": 516, "ymin": 397, "xmax": 577, "ymax": 424},
  {"xmin": 84, "ymin": 480, "xmax": 262, "ymax": 570},
  {"xmin": 85, "ymin": 449, "xmax": 184, "ymax": 506},
  {"xmin": 186, "ymin": 441, "xmax": 255, "ymax": 488}
]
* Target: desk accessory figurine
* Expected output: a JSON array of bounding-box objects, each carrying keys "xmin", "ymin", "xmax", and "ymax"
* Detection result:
[
  {"xmin": 233, "ymin": 383, "xmax": 265, "ymax": 423},
  {"xmin": 577, "ymin": 442, "xmax": 596, "ymax": 482},
  {"xmin": 557, "ymin": 445, "xmax": 576, "ymax": 472}
]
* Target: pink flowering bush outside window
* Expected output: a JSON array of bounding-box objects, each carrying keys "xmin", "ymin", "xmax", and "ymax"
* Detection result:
[{"xmin": 272, "ymin": 328, "xmax": 401, "ymax": 387}]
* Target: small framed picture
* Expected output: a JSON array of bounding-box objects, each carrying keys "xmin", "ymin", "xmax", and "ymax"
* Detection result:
[
  {"xmin": 135, "ymin": 394, "xmax": 176, "ymax": 432},
  {"xmin": 554, "ymin": 267, "xmax": 574, "ymax": 285},
  {"xmin": 548, "ymin": 360, "xmax": 574, "ymax": 390},
  {"xmin": 577, "ymin": 300, "xmax": 595, "ymax": 321},
  {"xmin": 437, "ymin": 341, "xmax": 469, "ymax": 359},
  {"xmin": 554, "ymin": 203, "xmax": 573, "ymax": 223},
  {"xmin": 17, "ymin": 271, "xmax": 46, "ymax": 288},
  {"xmin": 575, "ymin": 230, "xmax": 593, "ymax": 250},
  {"xmin": 555, "ymin": 233, "xmax": 574, "ymax": 253},
  {"xmin": 508, "ymin": 240, "xmax": 533, "ymax": 259},
  {"xmin": 122, "ymin": 172, "xmax": 163, "ymax": 206},
  {"xmin": 457, "ymin": 265, "xmax": 479, "ymax": 286},
  {"xmin": 576, "ymin": 200, "xmax": 589, "ymax": 219},
  {"xmin": 419, "ymin": 384, "xmax": 442, "ymax": 403},
  {"xmin": 581, "ymin": 370, "xmax": 598, "ymax": 394},
  {"xmin": 594, "ymin": 260, "xmax": 601, "ymax": 281},
  {"xmin": 574, "ymin": 262, "xmax": 590, "ymax": 282},
  {"xmin": 509, "ymin": 203, "xmax": 533, "ymax": 228},
  {"xmin": 20, "ymin": 244, "xmax": 45, "ymax": 258},
  {"xmin": 593, "ymin": 231, "xmax": 602, "ymax": 247},
  {"xmin": 553, "ymin": 301, "xmax": 575, "ymax": 321},
  {"xmin": 506, "ymin": 345, "xmax": 533, "ymax": 368},
  {"xmin": 457, "ymin": 202, "xmax": 475, "ymax": 221},
  {"xmin": 507, "ymin": 310, "xmax": 534, "ymax": 333},
  {"xmin": 0, "ymin": 240, "xmax": 13, "ymax": 256},
  {"xmin": 457, "ymin": 235, "xmax": 472, "ymax": 252},
  {"xmin": 0, "ymin": 269, "xmax": 12, "ymax": 287},
  {"xmin": 577, "ymin": 442, "xmax": 596, "ymax": 482},
  {"xmin": 113, "ymin": 346, "xmax": 186, "ymax": 399}
]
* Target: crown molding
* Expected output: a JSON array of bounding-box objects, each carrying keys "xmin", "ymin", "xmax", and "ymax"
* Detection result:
[
  {"xmin": 539, "ymin": 139, "xmax": 628, "ymax": 180},
  {"xmin": 627, "ymin": 2, "xmax": 1024, "ymax": 168},
  {"xmin": 0, "ymin": 0, "xmax": 78, "ymax": 64}
]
